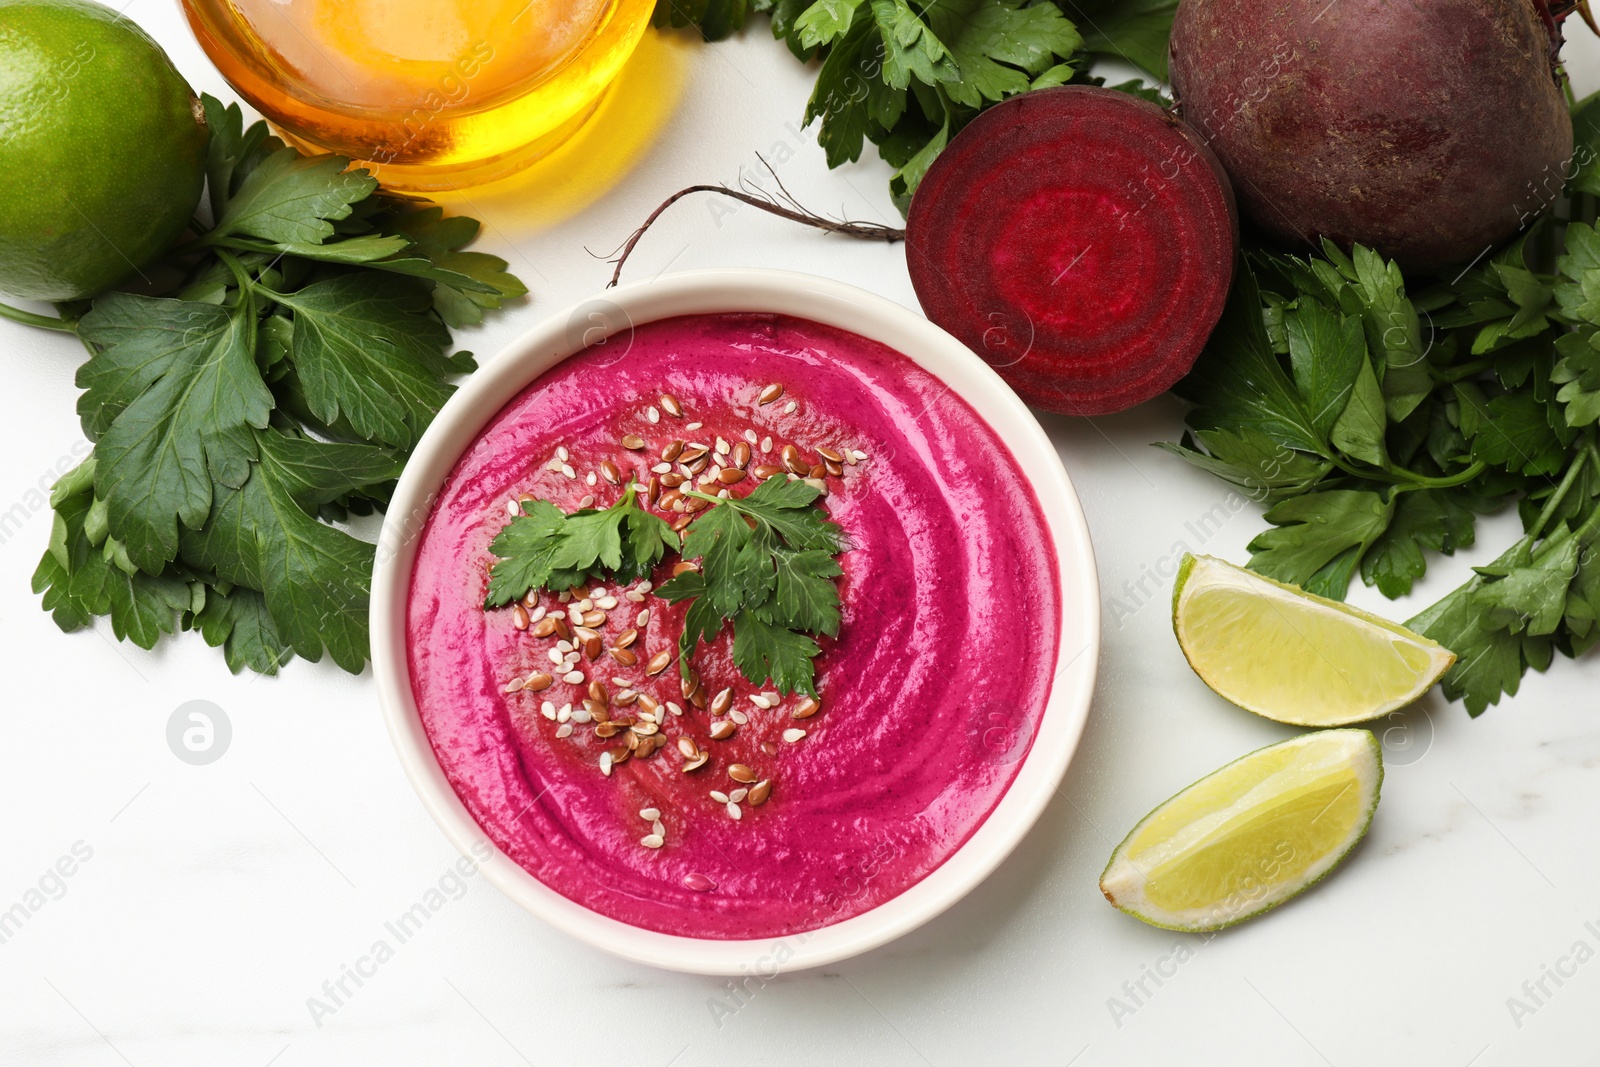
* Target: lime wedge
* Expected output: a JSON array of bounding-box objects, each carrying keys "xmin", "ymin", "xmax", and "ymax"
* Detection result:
[
  {"xmin": 1100, "ymin": 729, "xmax": 1382, "ymax": 932},
  {"xmin": 1172, "ymin": 554, "xmax": 1455, "ymax": 726}
]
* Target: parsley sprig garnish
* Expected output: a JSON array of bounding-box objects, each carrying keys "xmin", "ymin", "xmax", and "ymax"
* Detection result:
[
  {"xmin": 1159, "ymin": 108, "xmax": 1600, "ymax": 717},
  {"xmin": 485, "ymin": 475, "xmax": 846, "ymax": 697},
  {"xmin": 485, "ymin": 482, "xmax": 680, "ymax": 608},
  {"xmin": 657, "ymin": 478, "xmax": 846, "ymax": 697},
  {"xmin": 32, "ymin": 95, "xmax": 526, "ymax": 674}
]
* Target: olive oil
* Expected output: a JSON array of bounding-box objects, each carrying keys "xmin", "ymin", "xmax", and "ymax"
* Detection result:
[{"xmin": 182, "ymin": 0, "xmax": 654, "ymax": 189}]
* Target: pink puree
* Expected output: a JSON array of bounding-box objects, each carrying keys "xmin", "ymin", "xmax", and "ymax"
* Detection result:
[{"xmin": 407, "ymin": 313, "xmax": 1061, "ymax": 940}]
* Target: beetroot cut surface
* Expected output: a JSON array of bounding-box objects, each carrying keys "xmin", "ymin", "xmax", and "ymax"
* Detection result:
[{"xmin": 906, "ymin": 86, "xmax": 1238, "ymax": 416}]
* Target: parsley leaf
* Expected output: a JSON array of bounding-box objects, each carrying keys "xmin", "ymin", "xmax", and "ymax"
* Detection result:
[
  {"xmin": 1247, "ymin": 489, "xmax": 1394, "ymax": 599},
  {"xmin": 76, "ymin": 291, "xmax": 274, "ymax": 571},
  {"xmin": 732, "ymin": 609, "xmax": 824, "ymax": 696},
  {"xmin": 206, "ymin": 147, "xmax": 377, "ymax": 246},
  {"xmin": 485, "ymin": 485, "xmax": 679, "ymax": 608},
  {"xmin": 262, "ymin": 273, "xmax": 453, "ymax": 449}
]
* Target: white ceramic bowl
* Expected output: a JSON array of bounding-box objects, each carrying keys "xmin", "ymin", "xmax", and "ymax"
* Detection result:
[{"xmin": 370, "ymin": 269, "xmax": 1100, "ymax": 974}]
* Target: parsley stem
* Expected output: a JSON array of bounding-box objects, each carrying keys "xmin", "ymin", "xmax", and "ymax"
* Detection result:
[
  {"xmin": 215, "ymin": 250, "xmax": 258, "ymax": 314},
  {"xmin": 1330, "ymin": 456, "xmax": 1485, "ymax": 489},
  {"xmin": 1528, "ymin": 444, "xmax": 1589, "ymax": 543},
  {"xmin": 1397, "ymin": 461, "xmax": 1487, "ymax": 490},
  {"xmin": 0, "ymin": 301, "xmax": 77, "ymax": 332}
]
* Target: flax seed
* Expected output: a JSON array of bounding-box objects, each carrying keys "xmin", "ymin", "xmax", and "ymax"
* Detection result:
[
  {"xmin": 759, "ymin": 383, "xmax": 784, "ymax": 405},
  {"xmin": 621, "ymin": 434, "xmax": 646, "ymax": 450},
  {"xmin": 610, "ymin": 647, "xmax": 638, "ymax": 667},
  {"xmin": 792, "ymin": 696, "xmax": 821, "ymax": 719},
  {"xmin": 522, "ymin": 672, "xmax": 553, "ymax": 692}
]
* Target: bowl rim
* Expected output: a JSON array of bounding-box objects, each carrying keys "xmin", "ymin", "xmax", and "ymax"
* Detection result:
[{"xmin": 370, "ymin": 268, "xmax": 1100, "ymax": 975}]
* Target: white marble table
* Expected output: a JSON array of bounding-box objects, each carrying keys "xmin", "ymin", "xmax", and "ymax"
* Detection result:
[{"xmin": 3, "ymin": 5, "xmax": 1597, "ymax": 1064}]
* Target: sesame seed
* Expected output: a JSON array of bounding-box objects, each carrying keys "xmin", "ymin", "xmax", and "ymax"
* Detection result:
[
  {"xmin": 784, "ymin": 401, "xmax": 797, "ymax": 414},
  {"xmin": 505, "ymin": 499, "xmax": 519, "ymax": 517},
  {"xmin": 729, "ymin": 788, "xmax": 749, "ymax": 803},
  {"xmin": 750, "ymin": 694, "xmax": 772, "ymax": 709},
  {"xmin": 555, "ymin": 723, "xmax": 573, "ymax": 738},
  {"xmin": 686, "ymin": 421, "xmax": 702, "ymax": 430},
  {"xmin": 641, "ymin": 834, "xmax": 664, "ymax": 848},
  {"xmin": 709, "ymin": 791, "xmax": 730, "ymax": 804},
  {"xmin": 783, "ymin": 728, "xmax": 807, "ymax": 743},
  {"xmin": 586, "ymin": 471, "xmax": 597, "ymax": 486},
  {"xmin": 563, "ymin": 670, "xmax": 585, "ymax": 684},
  {"xmin": 600, "ymin": 752, "xmax": 613, "ymax": 776},
  {"xmin": 640, "ymin": 806, "xmax": 661, "ymax": 821},
  {"xmin": 726, "ymin": 802, "xmax": 742, "ymax": 820},
  {"xmin": 561, "ymin": 464, "xmax": 577, "ymax": 479}
]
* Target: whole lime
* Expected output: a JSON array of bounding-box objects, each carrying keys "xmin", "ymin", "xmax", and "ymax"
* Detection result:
[{"xmin": 0, "ymin": 0, "xmax": 207, "ymax": 301}]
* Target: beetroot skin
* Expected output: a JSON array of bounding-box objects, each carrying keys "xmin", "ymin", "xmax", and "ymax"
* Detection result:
[
  {"xmin": 1170, "ymin": 0, "xmax": 1574, "ymax": 271},
  {"xmin": 906, "ymin": 87, "xmax": 1239, "ymax": 416}
]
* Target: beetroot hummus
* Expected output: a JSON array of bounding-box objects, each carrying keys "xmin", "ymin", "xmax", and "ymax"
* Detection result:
[{"xmin": 406, "ymin": 312, "xmax": 1061, "ymax": 940}]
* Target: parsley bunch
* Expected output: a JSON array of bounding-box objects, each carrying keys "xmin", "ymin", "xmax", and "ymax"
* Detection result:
[
  {"xmin": 1162, "ymin": 99, "xmax": 1600, "ymax": 715},
  {"xmin": 657, "ymin": 0, "xmax": 1175, "ymax": 208},
  {"xmin": 32, "ymin": 96, "xmax": 526, "ymax": 674}
]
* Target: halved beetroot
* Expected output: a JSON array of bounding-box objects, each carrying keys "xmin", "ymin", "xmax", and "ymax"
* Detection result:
[{"xmin": 906, "ymin": 86, "xmax": 1238, "ymax": 416}]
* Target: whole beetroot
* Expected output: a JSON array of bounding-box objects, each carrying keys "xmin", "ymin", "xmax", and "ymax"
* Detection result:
[{"xmin": 1170, "ymin": 0, "xmax": 1575, "ymax": 271}]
